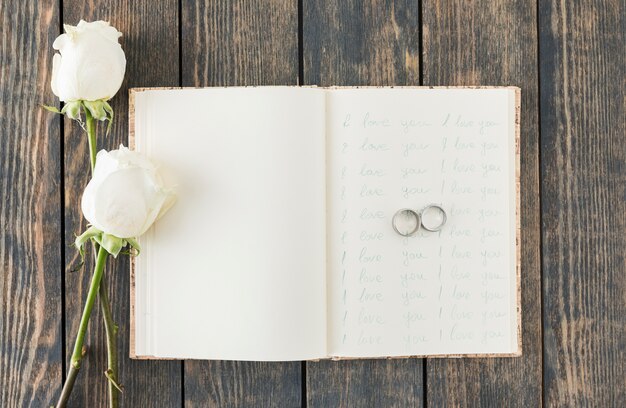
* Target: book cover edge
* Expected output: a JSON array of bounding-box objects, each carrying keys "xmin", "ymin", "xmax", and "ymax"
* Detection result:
[{"xmin": 128, "ymin": 86, "xmax": 523, "ymax": 360}]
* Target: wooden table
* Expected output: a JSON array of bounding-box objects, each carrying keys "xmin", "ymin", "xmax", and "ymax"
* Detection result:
[{"xmin": 1, "ymin": 1, "xmax": 624, "ymax": 406}]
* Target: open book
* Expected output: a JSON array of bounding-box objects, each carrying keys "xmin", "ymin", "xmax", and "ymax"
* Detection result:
[{"xmin": 130, "ymin": 86, "xmax": 521, "ymax": 361}]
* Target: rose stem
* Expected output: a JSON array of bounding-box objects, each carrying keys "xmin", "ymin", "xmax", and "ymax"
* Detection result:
[
  {"xmin": 99, "ymin": 274, "xmax": 119, "ymax": 406},
  {"xmin": 85, "ymin": 108, "xmax": 121, "ymax": 407},
  {"xmin": 57, "ymin": 246, "xmax": 108, "ymax": 408},
  {"xmin": 85, "ymin": 108, "xmax": 97, "ymax": 171}
]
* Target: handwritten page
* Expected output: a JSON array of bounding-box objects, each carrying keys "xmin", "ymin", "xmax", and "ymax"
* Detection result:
[
  {"xmin": 326, "ymin": 88, "xmax": 518, "ymax": 357},
  {"xmin": 133, "ymin": 88, "xmax": 328, "ymax": 361}
]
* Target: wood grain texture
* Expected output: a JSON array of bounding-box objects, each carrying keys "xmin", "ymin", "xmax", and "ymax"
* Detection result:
[
  {"xmin": 539, "ymin": 0, "xmax": 626, "ymax": 406},
  {"xmin": 422, "ymin": 1, "xmax": 543, "ymax": 406},
  {"xmin": 0, "ymin": 1, "xmax": 63, "ymax": 406},
  {"xmin": 62, "ymin": 1, "xmax": 182, "ymax": 406},
  {"xmin": 182, "ymin": 0, "xmax": 299, "ymax": 86},
  {"xmin": 304, "ymin": 0, "xmax": 420, "ymax": 87},
  {"xmin": 306, "ymin": 359, "xmax": 423, "ymax": 407},
  {"xmin": 303, "ymin": 1, "xmax": 424, "ymax": 406},
  {"xmin": 2, "ymin": 0, "xmax": 625, "ymax": 405},
  {"xmin": 181, "ymin": 1, "xmax": 302, "ymax": 406}
]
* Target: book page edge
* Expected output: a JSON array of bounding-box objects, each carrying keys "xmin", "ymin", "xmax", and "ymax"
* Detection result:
[
  {"xmin": 128, "ymin": 88, "xmax": 137, "ymax": 359},
  {"xmin": 514, "ymin": 87, "xmax": 522, "ymax": 356}
]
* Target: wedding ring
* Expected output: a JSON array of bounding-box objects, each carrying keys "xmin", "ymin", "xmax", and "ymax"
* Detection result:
[
  {"xmin": 392, "ymin": 208, "xmax": 421, "ymax": 237},
  {"xmin": 420, "ymin": 204, "xmax": 447, "ymax": 231}
]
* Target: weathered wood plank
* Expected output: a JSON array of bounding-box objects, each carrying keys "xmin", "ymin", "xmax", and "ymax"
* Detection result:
[
  {"xmin": 304, "ymin": 0, "xmax": 421, "ymax": 87},
  {"xmin": 62, "ymin": 1, "xmax": 182, "ymax": 406},
  {"xmin": 422, "ymin": 1, "xmax": 543, "ymax": 406},
  {"xmin": 182, "ymin": 0, "xmax": 299, "ymax": 86},
  {"xmin": 0, "ymin": 1, "xmax": 63, "ymax": 406},
  {"xmin": 181, "ymin": 1, "xmax": 302, "ymax": 406},
  {"xmin": 303, "ymin": 1, "xmax": 424, "ymax": 406},
  {"xmin": 539, "ymin": 0, "xmax": 626, "ymax": 405},
  {"xmin": 306, "ymin": 359, "xmax": 423, "ymax": 407}
]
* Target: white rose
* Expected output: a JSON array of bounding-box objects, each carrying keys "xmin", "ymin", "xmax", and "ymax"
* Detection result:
[
  {"xmin": 51, "ymin": 20, "xmax": 126, "ymax": 102},
  {"xmin": 81, "ymin": 146, "xmax": 175, "ymax": 239}
]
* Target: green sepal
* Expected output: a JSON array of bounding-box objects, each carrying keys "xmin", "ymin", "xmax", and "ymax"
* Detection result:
[
  {"xmin": 74, "ymin": 225, "xmax": 139, "ymax": 259},
  {"xmin": 74, "ymin": 226, "xmax": 103, "ymax": 260},
  {"xmin": 125, "ymin": 237, "xmax": 141, "ymax": 256},
  {"xmin": 83, "ymin": 100, "xmax": 108, "ymax": 121},
  {"xmin": 62, "ymin": 101, "xmax": 83, "ymax": 120},
  {"xmin": 96, "ymin": 233, "xmax": 125, "ymax": 258},
  {"xmin": 69, "ymin": 241, "xmax": 85, "ymax": 272},
  {"xmin": 43, "ymin": 99, "xmax": 114, "ymax": 132},
  {"xmin": 42, "ymin": 104, "xmax": 62, "ymax": 114},
  {"xmin": 103, "ymin": 101, "xmax": 114, "ymax": 135}
]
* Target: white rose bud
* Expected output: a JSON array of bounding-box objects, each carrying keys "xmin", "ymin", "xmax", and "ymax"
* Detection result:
[
  {"xmin": 81, "ymin": 146, "xmax": 175, "ymax": 239},
  {"xmin": 51, "ymin": 20, "xmax": 126, "ymax": 102}
]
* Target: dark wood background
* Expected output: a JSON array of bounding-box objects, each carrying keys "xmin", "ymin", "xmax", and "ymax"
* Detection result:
[{"xmin": 1, "ymin": 0, "xmax": 624, "ymax": 406}]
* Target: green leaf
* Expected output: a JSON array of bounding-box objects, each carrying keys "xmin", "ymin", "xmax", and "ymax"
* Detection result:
[{"xmin": 41, "ymin": 104, "xmax": 61, "ymax": 114}]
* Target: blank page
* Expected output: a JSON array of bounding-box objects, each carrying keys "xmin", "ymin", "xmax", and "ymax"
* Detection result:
[
  {"xmin": 325, "ymin": 88, "xmax": 519, "ymax": 357},
  {"xmin": 132, "ymin": 88, "xmax": 327, "ymax": 361}
]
